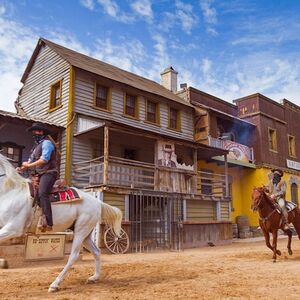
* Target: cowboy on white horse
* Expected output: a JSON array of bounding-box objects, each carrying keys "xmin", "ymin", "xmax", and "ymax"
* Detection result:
[
  {"xmin": 0, "ymin": 153, "xmax": 122, "ymax": 292},
  {"xmin": 16, "ymin": 122, "xmax": 57, "ymax": 232}
]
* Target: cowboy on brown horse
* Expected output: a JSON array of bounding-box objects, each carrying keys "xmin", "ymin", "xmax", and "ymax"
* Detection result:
[{"xmin": 265, "ymin": 168, "xmax": 290, "ymax": 231}]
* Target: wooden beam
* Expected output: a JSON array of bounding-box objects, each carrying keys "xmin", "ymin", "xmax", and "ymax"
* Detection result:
[
  {"xmin": 65, "ymin": 66, "xmax": 75, "ymax": 185},
  {"xmin": 224, "ymin": 153, "xmax": 229, "ymax": 197},
  {"xmin": 103, "ymin": 125, "xmax": 109, "ymax": 186}
]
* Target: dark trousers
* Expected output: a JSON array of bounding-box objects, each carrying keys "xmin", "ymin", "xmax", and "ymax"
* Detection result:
[{"xmin": 38, "ymin": 172, "xmax": 57, "ymax": 226}]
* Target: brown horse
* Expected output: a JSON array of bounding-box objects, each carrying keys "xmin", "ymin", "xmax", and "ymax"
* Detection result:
[{"xmin": 252, "ymin": 187, "xmax": 300, "ymax": 262}]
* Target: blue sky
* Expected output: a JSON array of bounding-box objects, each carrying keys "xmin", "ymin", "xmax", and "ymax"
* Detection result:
[{"xmin": 0, "ymin": 0, "xmax": 300, "ymax": 112}]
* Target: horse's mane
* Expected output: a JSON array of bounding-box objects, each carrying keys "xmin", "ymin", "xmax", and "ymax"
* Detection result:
[
  {"xmin": 0, "ymin": 153, "xmax": 30, "ymax": 193},
  {"xmin": 253, "ymin": 186, "xmax": 276, "ymax": 209}
]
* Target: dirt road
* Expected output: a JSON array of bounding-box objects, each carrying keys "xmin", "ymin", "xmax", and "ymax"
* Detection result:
[{"xmin": 1, "ymin": 238, "xmax": 300, "ymax": 299}]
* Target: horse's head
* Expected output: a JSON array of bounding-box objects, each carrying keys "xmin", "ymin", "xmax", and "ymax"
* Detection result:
[
  {"xmin": 0, "ymin": 153, "xmax": 29, "ymax": 193},
  {"xmin": 251, "ymin": 187, "xmax": 266, "ymax": 211}
]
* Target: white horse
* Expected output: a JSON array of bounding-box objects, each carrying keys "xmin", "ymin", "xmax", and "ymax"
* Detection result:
[{"xmin": 0, "ymin": 153, "xmax": 122, "ymax": 292}]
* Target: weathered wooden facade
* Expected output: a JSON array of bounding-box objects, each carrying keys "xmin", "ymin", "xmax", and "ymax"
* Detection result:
[
  {"xmin": 0, "ymin": 110, "xmax": 62, "ymax": 168},
  {"xmin": 179, "ymin": 87, "xmax": 300, "ymax": 228},
  {"xmin": 15, "ymin": 38, "xmax": 232, "ymax": 250}
]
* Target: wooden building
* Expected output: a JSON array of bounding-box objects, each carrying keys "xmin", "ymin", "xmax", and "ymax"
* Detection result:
[
  {"xmin": 0, "ymin": 110, "xmax": 62, "ymax": 167},
  {"xmin": 178, "ymin": 87, "xmax": 257, "ymax": 225},
  {"xmin": 15, "ymin": 38, "xmax": 232, "ymax": 251},
  {"xmin": 234, "ymin": 94, "xmax": 300, "ymax": 224},
  {"xmin": 178, "ymin": 87, "xmax": 300, "ymax": 228}
]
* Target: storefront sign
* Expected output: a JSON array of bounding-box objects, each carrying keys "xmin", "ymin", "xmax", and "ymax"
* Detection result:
[
  {"xmin": 25, "ymin": 234, "xmax": 65, "ymax": 260},
  {"xmin": 223, "ymin": 140, "xmax": 252, "ymax": 163},
  {"xmin": 287, "ymin": 159, "xmax": 300, "ymax": 171}
]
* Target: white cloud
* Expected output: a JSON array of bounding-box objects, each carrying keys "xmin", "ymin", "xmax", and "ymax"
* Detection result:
[
  {"xmin": 80, "ymin": 0, "xmax": 95, "ymax": 10},
  {"xmin": 159, "ymin": 1, "xmax": 198, "ymax": 34},
  {"xmin": 0, "ymin": 9, "xmax": 37, "ymax": 112},
  {"xmin": 97, "ymin": 0, "xmax": 133, "ymax": 23},
  {"xmin": 131, "ymin": 0, "xmax": 153, "ymax": 19},
  {"xmin": 200, "ymin": 0, "xmax": 217, "ymax": 24},
  {"xmin": 199, "ymin": 0, "xmax": 218, "ymax": 35}
]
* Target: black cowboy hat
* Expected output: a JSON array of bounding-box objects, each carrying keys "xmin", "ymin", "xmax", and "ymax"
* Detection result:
[
  {"xmin": 271, "ymin": 168, "xmax": 283, "ymax": 177},
  {"xmin": 27, "ymin": 122, "xmax": 51, "ymax": 134}
]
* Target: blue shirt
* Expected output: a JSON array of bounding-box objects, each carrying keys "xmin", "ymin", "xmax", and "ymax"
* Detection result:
[{"xmin": 40, "ymin": 140, "xmax": 55, "ymax": 161}]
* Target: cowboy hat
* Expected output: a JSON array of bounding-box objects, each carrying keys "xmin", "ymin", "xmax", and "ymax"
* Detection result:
[
  {"xmin": 271, "ymin": 168, "xmax": 283, "ymax": 177},
  {"xmin": 27, "ymin": 122, "xmax": 51, "ymax": 134},
  {"xmin": 162, "ymin": 144, "xmax": 174, "ymax": 152}
]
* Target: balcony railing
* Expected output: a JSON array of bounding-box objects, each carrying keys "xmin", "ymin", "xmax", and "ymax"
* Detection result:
[
  {"xmin": 208, "ymin": 136, "xmax": 254, "ymax": 162},
  {"xmin": 73, "ymin": 156, "xmax": 228, "ymax": 198}
]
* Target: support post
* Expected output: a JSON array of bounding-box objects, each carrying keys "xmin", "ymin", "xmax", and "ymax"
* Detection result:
[
  {"xmin": 224, "ymin": 153, "xmax": 229, "ymax": 198},
  {"xmin": 103, "ymin": 126, "xmax": 109, "ymax": 186}
]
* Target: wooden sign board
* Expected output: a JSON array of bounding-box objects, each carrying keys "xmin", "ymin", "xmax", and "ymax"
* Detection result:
[{"xmin": 25, "ymin": 234, "xmax": 66, "ymax": 261}]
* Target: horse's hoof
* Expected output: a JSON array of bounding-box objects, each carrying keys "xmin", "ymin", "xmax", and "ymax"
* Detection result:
[
  {"xmin": 288, "ymin": 249, "xmax": 293, "ymax": 256},
  {"xmin": 48, "ymin": 286, "xmax": 59, "ymax": 293},
  {"xmin": 273, "ymin": 259, "xmax": 276, "ymax": 263},
  {"xmin": 276, "ymin": 250, "xmax": 281, "ymax": 256},
  {"xmin": 87, "ymin": 277, "xmax": 99, "ymax": 284}
]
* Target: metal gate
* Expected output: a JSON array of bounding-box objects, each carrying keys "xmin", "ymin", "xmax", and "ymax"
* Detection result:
[{"xmin": 129, "ymin": 191, "xmax": 183, "ymax": 252}]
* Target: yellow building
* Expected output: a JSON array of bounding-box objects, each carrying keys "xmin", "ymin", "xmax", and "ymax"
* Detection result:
[{"xmin": 179, "ymin": 88, "xmax": 300, "ymax": 228}]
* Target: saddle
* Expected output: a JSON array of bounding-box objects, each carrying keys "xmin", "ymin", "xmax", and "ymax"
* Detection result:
[
  {"xmin": 275, "ymin": 201, "xmax": 297, "ymax": 214},
  {"xmin": 29, "ymin": 177, "xmax": 82, "ymax": 204}
]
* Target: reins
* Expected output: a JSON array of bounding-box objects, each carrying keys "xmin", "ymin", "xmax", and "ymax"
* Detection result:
[
  {"xmin": 0, "ymin": 173, "xmax": 5, "ymax": 177},
  {"xmin": 255, "ymin": 190, "xmax": 279, "ymax": 223}
]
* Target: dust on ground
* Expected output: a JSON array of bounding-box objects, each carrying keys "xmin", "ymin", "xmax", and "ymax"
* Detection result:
[{"xmin": 1, "ymin": 238, "xmax": 300, "ymax": 300}]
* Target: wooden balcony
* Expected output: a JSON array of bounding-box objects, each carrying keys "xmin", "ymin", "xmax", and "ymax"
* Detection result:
[
  {"xmin": 208, "ymin": 136, "xmax": 254, "ymax": 162},
  {"xmin": 73, "ymin": 156, "xmax": 228, "ymax": 199}
]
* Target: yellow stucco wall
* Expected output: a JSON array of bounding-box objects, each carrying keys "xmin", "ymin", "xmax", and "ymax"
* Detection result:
[{"xmin": 198, "ymin": 160, "xmax": 300, "ymax": 227}]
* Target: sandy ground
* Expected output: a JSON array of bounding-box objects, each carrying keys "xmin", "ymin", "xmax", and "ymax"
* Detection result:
[{"xmin": 1, "ymin": 238, "xmax": 300, "ymax": 300}]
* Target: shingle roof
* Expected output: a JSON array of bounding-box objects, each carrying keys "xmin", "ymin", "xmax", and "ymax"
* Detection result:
[
  {"xmin": 22, "ymin": 38, "xmax": 193, "ymax": 108},
  {"xmin": 0, "ymin": 109, "xmax": 63, "ymax": 128}
]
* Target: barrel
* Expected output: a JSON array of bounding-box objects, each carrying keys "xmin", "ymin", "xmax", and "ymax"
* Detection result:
[{"xmin": 236, "ymin": 215, "xmax": 251, "ymax": 239}]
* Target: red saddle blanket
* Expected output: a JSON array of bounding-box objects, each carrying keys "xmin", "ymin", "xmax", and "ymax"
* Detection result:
[{"xmin": 49, "ymin": 188, "xmax": 81, "ymax": 203}]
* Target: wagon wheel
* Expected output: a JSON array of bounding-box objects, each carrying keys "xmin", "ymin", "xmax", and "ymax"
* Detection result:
[{"xmin": 104, "ymin": 227, "xmax": 129, "ymax": 254}]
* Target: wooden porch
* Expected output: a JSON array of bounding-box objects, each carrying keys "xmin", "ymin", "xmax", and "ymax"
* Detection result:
[{"xmin": 73, "ymin": 155, "xmax": 229, "ymax": 198}]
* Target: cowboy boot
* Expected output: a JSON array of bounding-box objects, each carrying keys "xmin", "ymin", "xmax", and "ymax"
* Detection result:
[{"xmin": 282, "ymin": 209, "xmax": 291, "ymax": 231}]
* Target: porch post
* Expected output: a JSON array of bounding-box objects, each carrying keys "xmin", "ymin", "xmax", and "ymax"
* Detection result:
[
  {"xmin": 193, "ymin": 148, "xmax": 198, "ymax": 194},
  {"xmin": 103, "ymin": 125, "xmax": 109, "ymax": 186},
  {"xmin": 224, "ymin": 153, "xmax": 229, "ymax": 198}
]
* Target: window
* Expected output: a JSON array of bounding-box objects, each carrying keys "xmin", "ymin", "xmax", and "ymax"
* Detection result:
[
  {"xmin": 169, "ymin": 107, "xmax": 181, "ymax": 130},
  {"xmin": 288, "ymin": 135, "xmax": 296, "ymax": 157},
  {"xmin": 291, "ymin": 183, "xmax": 299, "ymax": 205},
  {"xmin": 124, "ymin": 93, "xmax": 138, "ymax": 118},
  {"xmin": 146, "ymin": 100, "xmax": 159, "ymax": 124},
  {"xmin": 0, "ymin": 142, "xmax": 23, "ymax": 167},
  {"xmin": 49, "ymin": 80, "xmax": 62, "ymax": 111},
  {"xmin": 94, "ymin": 84, "xmax": 111, "ymax": 110},
  {"xmin": 268, "ymin": 128, "xmax": 277, "ymax": 151}
]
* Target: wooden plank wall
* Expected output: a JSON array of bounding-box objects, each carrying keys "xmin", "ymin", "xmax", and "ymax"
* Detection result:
[
  {"xmin": 186, "ymin": 200, "xmax": 216, "ymax": 221},
  {"xmin": 74, "ymin": 71, "xmax": 194, "ymax": 141},
  {"xmin": 103, "ymin": 192, "xmax": 125, "ymax": 215},
  {"xmin": 18, "ymin": 45, "xmax": 70, "ymax": 127},
  {"xmin": 220, "ymin": 201, "xmax": 230, "ymax": 220}
]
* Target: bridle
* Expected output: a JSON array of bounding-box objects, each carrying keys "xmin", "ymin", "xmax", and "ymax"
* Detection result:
[
  {"xmin": 252, "ymin": 189, "xmax": 264, "ymax": 211},
  {"xmin": 0, "ymin": 173, "xmax": 5, "ymax": 178},
  {"xmin": 253, "ymin": 188, "xmax": 277, "ymax": 222}
]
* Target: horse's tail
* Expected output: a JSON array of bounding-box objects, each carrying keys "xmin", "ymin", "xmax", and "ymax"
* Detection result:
[
  {"xmin": 292, "ymin": 208, "xmax": 300, "ymax": 239},
  {"xmin": 101, "ymin": 202, "xmax": 122, "ymax": 237}
]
